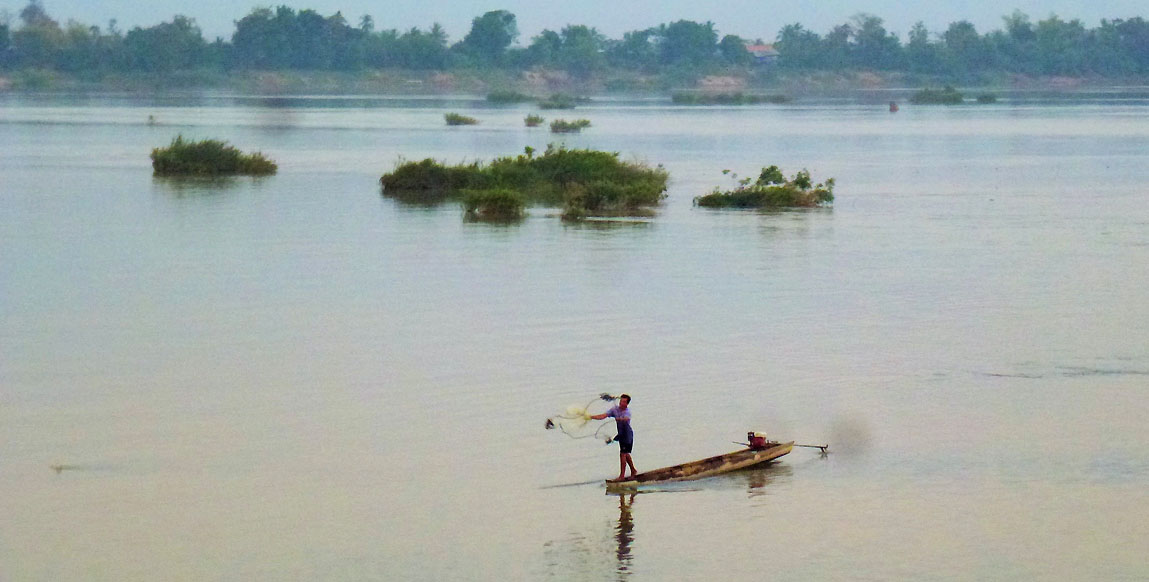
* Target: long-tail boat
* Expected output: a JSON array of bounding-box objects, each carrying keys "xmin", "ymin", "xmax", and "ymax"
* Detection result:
[{"xmin": 606, "ymin": 439, "xmax": 795, "ymax": 487}]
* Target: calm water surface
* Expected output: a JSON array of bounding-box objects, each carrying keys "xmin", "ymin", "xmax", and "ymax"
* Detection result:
[{"xmin": 2, "ymin": 92, "xmax": 1147, "ymax": 580}]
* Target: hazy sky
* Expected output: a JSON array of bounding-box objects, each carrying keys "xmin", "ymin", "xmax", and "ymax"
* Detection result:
[{"xmin": 6, "ymin": 1, "xmax": 1146, "ymax": 42}]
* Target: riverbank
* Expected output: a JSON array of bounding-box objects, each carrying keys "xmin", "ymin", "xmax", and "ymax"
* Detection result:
[{"xmin": 2, "ymin": 67, "xmax": 1146, "ymax": 97}]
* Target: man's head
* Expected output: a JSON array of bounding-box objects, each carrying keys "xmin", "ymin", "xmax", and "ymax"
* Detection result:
[{"xmin": 619, "ymin": 394, "xmax": 631, "ymax": 406}]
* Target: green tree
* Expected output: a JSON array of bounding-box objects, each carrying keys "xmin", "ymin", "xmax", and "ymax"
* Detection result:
[
  {"xmin": 1087, "ymin": 19, "xmax": 1133, "ymax": 75},
  {"xmin": 123, "ymin": 15, "xmax": 207, "ymax": 72},
  {"xmin": 11, "ymin": 0, "xmax": 62, "ymax": 68},
  {"xmin": 1113, "ymin": 17, "xmax": 1149, "ymax": 73},
  {"xmin": 941, "ymin": 20, "xmax": 988, "ymax": 74},
  {"xmin": 905, "ymin": 21, "xmax": 941, "ymax": 73},
  {"xmin": 230, "ymin": 7, "xmax": 290, "ymax": 69},
  {"xmin": 822, "ymin": 24, "xmax": 852, "ymax": 69},
  {"xmin": 55, "ymin": 21, "xmax": 101, "ymax": 73},
  {"xmin": 607, "ymin": 28, "xmax": 657, "ymax": 69},
  {"xmin": 457, "ymin": 9, "xmax": 517, "ymax": 64},
  {"xmin": 986, "ymin": 11, "xmax": 1038, "ymax": 73},
  {"xmin": 775, "ymin": 23, "xmax": 822, "ymax": 69},
  {"xmin": 0, "ymin": 22, "xmax": 12, "ymax": 68},
  {"xmin": 525, "ymin": 29, "xmax": 561, "ymax": 66},
  {"xmin": 851, "ymin": 14, "xmax": 902, "ymax": 69},
  {"xmin": 1003, "ymin": 10, "xmax": 1036, "ymax": 43},
  {"xmin": 395, "ymin": 24, "xmax": 449, "ymax": 69},
  {"xmin": 1034, "ymin": 15, "xmax": 1087, "ymax": 74},
  {"xmin": 656, "ymin": 20, "xmax": 718, "ymax": 66},
  {"xmin": 19, "ymin": 0, "xmax": 55, "ymax": 28},
  {"xmin": 718, "ymin": 34, "xmax": 752, "ymax": 65},
  {"xmin": 556, "ymin": 25, "xmax": 605, "ymax": 77}
]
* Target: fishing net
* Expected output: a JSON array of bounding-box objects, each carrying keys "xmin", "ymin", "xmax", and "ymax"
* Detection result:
[{"xmin": 545, "ymin": 393, "xmax": 618, "ymax": 443}]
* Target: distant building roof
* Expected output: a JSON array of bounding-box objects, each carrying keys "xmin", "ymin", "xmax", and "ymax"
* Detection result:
[{"xmin": 744, "ymin": 44, "xmax": 780, "ymax": 59}]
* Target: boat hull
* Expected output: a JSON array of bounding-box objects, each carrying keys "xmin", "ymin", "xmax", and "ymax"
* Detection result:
[{"xmin": 606, "ymin": 441, "xmax": 794, "ymax": 487}]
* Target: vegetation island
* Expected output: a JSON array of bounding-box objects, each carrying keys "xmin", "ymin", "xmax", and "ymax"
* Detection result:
[
  {"xmin": 488, "ymin": 92, "xmax": 590, "ymax": 109},
  {"xmin": 380, "ymin": 144, "xmax": 668, "ymax": 220},
  {"xmin": 150, "ymin": 135, "xmax": 277, "ymax": 176},
  {"xmin": 549, "ymin": 119, "xmax": 591, "ymax": 133},
  {"xmin": 695, "ymin": 166, "xmax": 834, "ymax": 209},
  {"xmin": 671, "ymin": 92, "xmax": 791, "ymax": 105},
  {"xmin": 444, "ymin": 112, "xmax": 479, "ymax": 125},
  {"xmin": 1, "ymin": 2, "xmax": 1146, "ymax": 93},
  {"xmin": 909, "ymin": 86, "xmax": 965, "ymax": 104}
]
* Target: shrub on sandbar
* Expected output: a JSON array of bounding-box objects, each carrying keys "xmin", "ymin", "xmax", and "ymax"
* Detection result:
[
  {"xmin": 525, "ymin": 114, "xmax": 545, "ymax": 127},
  {"xmin": 671, "ymin": 92, "xmax": 791, "ymax": 105},
  {"xmin": 381, "ymin": 144, "xmax": 668, "ymax": 219},
  {"xmin": 487, "ymin": 90, "xmax": 534, "ymax": 103},
  {"xmin": 445, "ymin": 112, "xmax": 480, "ymax": 125},
  {"xmin": 550, "ymin": 119, "xmax": 591, "ymax": 133},
  {"xmin": 150, "ymin": 135, "xmax": 277, "ymax": 176},
  {"xmin": 462, "ymin": 188, "xmax": 526, "ymax": 219},
  {"xmin": 694, "ymin": 166, "xmax": 834, "ymax": 209},
  {"xmin": 910, "ymin": 86, "xmax": 964, "ymax": 105}
]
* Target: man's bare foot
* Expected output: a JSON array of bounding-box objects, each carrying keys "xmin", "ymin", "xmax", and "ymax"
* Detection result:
[{"xmin": 615, "ymin": 475, "xmax": 627, "ymax": 481}]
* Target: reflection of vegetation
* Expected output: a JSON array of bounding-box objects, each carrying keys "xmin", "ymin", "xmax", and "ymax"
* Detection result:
[
  {"xmin": 381, "ymin": 144, "xmax": 668, "ymax": 219},
  {"xmin": 538, "ymin": 99, "xmax": 574, "ymax": 110},
  {"xmin": 524, "ymin": 114, "xmax": 545, "ymax": 127},
  {"xmin": 462, "ymin": 188, "xmax": 526, "ymax": 218},
  {"xmin": 910, "ymin": 86, "xmax": 964, "ymax": 104},
  {"xmin": 671, "ymin": 92, "xmax": 791, "ymax": 105},
  {"xmin": 976, "ymin": 93, "xmax": 998, "ymax": 103},
  {"xmin": 151, "ymin": 135, "xmax": 277, "ymax": 176},
  {"xmin": 538, "ymin": 93, "xmax": 589, "ymax": 109},
  {"xmin": 445, "ymin": 112, "xmax": 479, "ymax": 125},
  {"xmin": 152, "ymin": 175, "xmax": 243, "ymax": 195},
  {"xmin": 561, "ymin": 217, "xmax": 654, "ymax": 230},
  {"xmin": 550, "ymin": 118, "xmax": 591, "ymax": 133},
  {"xmin": 695, "ymin": 166, "xmax": 834, "ymax": 208},
  {"xmin": 487, "ymin": 90, "xmax": 533, "ymax": 103}
]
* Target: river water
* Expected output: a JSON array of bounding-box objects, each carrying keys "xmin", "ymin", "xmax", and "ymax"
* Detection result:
[{"xmin": 1, "ymin": 91, "xmax": 1147, "ymax": 580}]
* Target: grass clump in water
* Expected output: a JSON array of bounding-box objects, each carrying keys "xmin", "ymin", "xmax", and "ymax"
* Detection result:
[
  {"xmin": 694, "ymin": 166, "xmax": 834, "ymax": 209},
  {"xmin": 150, "ymin": 135, "xmax": 277, "ymax": 176},
  {"xmin": 976, "ymin": 93, "xmax": 999, "ymax": 104},
  {"xmin": 381, "ymin": 144, "xmax": 668, "ymax": 219},
  {"xmin": 445, "ymin": 113, "xmax": 480, "ymax": 125},
  {"xmin": 462, "ymin": 188, "xmax": 526, "ymax": 219},
  {"xmin": 550, "ymin": 119, "xmax": 592, "ymax": 133},
  {"xmin": 671, "ymin": 92, "xmax": 791, "ymax": 105},
  {"xmin": 487, "ymin": 90, "xmax": 534, "ymax": 103},
  {"xmin": 525, "ymin": 114, "xmax": 545, "ymax": 127},
  {"xmin": 910, "ymin": 86, "xmax": 964, "ymax": 105},
  {"xmin": 378, "ymin": 158, "xmax": 487, "ymax": 192}
]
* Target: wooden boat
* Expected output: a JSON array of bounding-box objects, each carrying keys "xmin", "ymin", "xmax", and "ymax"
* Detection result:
[{"xmin": 606, "ymin": 441, "xmax": 794, "ymax": 487}]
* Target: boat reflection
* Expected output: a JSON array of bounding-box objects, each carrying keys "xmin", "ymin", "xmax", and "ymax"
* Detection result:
[{"xmin": 743, "ymin": 462, "xmax": 794, "ymax": 498}]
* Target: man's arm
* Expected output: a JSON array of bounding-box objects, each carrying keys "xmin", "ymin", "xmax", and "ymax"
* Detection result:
[{"xmin": 590, "ymin": 413, "xmax": 609, "ymax": 420}]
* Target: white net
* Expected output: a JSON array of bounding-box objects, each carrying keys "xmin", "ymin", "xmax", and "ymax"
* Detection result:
[{"xmin": 545, "ymin": 394, "xmax": 618, "ymax": 443}]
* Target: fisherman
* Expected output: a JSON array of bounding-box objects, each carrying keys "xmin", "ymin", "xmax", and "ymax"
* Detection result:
[{"xmin": 591, "ymin": 394, "xmax": 636, "ymax": 480}]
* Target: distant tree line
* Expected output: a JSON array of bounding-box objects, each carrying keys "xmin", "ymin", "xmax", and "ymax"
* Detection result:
[{"xmin": 1, "ymin": 2, "xmax": 1147, "ymax": 79}]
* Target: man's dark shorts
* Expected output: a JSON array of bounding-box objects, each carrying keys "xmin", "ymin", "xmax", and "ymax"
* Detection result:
[{"xmin": 616, "ymin": 432, "xmax": 633, "ymax": 454}]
